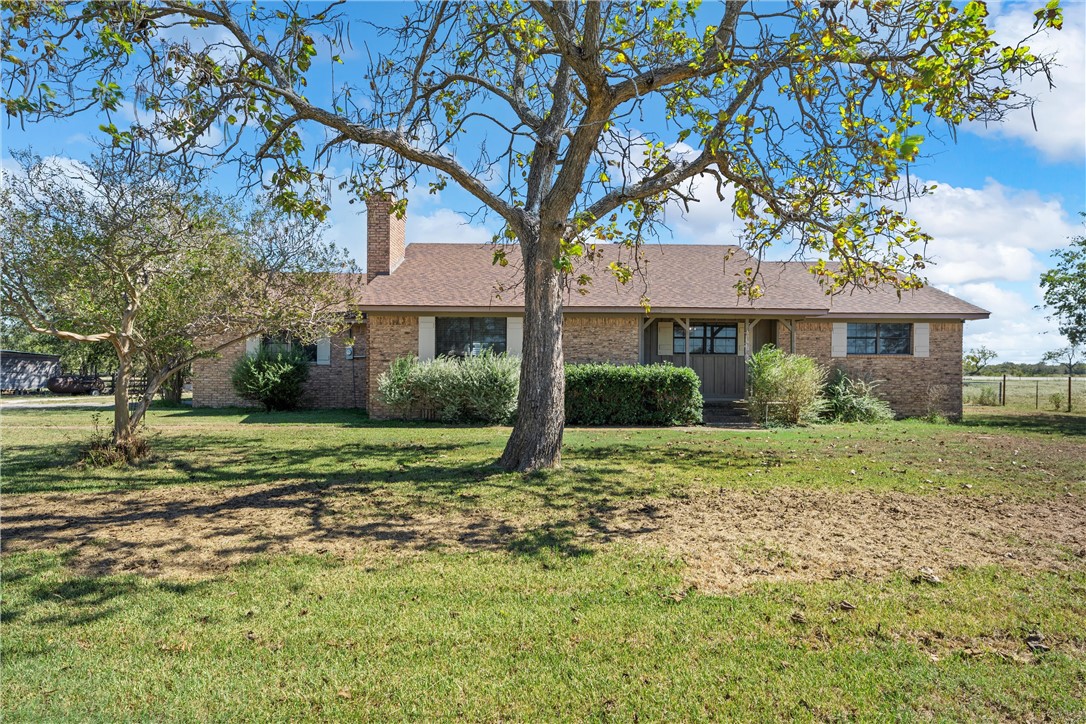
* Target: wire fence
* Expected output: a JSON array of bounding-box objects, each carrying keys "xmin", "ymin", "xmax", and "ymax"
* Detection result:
[{"xmin": 964, "ymin": 376, "xmax": 1086, "ymax": 412}]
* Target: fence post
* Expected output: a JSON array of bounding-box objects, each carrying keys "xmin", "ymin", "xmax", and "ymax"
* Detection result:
[
  {"xmin": 1002, "ymin": 374, "xmax": 1007, "ymax": 406},
  {"xmin": 1036, "ymin": 380, "xmax": 1040, "ymax": 409},
  {"xmin": 1069, "ymin": 375, "xmax": 1073, "ymax": 413}
]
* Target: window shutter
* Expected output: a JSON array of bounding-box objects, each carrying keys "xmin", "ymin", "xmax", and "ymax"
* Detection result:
[
  {"xmin": 913, "ymin": 323, "xmax": 930, "ymax": 358},
  {"xmin": 736, "ymin": 322, "xmax": 746, "ymax": 356},
  {"xmin": 831, "ymin": 323, "xmax": 848, "ymax": 358},
  {"xmin": 316, "ymin": 337, "xmax": 331, "ymax": 365},
  {"xmin": 418, "ymin": 316, "xmax": 436, "ymax": 361},
  {"xmin": 245, "ymin": 336, "xmax": 261, "ymax": 357},
  {"xmin": 506, "ymin": 317, "xmax": 523, "ymax": 357},
  {"xmin": 657, "ymin": 321, "xmax": 674, "ymax": 356}
]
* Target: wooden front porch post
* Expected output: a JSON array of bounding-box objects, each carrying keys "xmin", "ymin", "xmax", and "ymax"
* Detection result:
[{"xmin": 684, "ymin": 318, "xmax": 690, "ymax": 368}]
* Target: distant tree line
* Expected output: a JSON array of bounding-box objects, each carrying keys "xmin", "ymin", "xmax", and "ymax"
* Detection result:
[{"xmin": 965, "ymin": 360, "xmax": 1086, "ymax": 377}]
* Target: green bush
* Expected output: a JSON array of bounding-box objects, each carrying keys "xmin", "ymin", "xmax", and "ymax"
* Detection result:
[
  {"xmin": 377, "ymin": 351, "xmax": 519, "ymax": 424},
  {"xmin": 746, "ymin": 345, "xmax": 826, "ymax": 426},
  {"xmin": 565, "ymin": 363, "xmax": 703, "ymax": 426},
  {"xmin": 230, "ymin": 347, "xmax": 310, "ymax": 412},
  {"xmin": 970, "ymin": 386, "xmax": 998, "ymax": 406},
  {"xmin": 823, "ymin": 371, "xmax": 895, "ymax": 423}
]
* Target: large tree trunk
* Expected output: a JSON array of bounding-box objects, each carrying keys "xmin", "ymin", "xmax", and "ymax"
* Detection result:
[
  {"xmin": 498, "ymin": 238, "xmax": 566, "ymax": 472},
  {"xmin": 163, "ymin": 366, "xmax": 184, "ymax": 403},
  {"xmin": 112, "ymin": 355, "xmax": 133, "ymax": 444}
]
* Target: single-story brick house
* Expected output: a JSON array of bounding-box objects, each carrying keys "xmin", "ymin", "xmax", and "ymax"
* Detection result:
[{"xmin": 193, "ymin": 196, "xmax": 989, "ymax": 418}]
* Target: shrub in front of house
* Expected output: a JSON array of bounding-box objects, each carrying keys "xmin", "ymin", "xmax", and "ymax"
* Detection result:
[
  {"xmin": 230, "ymin": 347, "xmax": 310, "ymax": 411},
  {"xmin": 377, "ymin": 351, "xmax": 519, "ymax": 424},
  {"xmin": 565, "ymin": 363, "xmax": 703, "ymax": 426},
  {"xmin": 823, "ymin": 370, "xmax": 895, "ymax": 423},
  {"xmin": 746, "ymin": 345, "xmax": 826, "ymax": 426}
]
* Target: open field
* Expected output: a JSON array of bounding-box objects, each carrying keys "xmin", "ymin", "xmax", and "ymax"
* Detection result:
[
  {"xmin": 964, "ymin": 375, "xmax": 1086, "ymax": 411},
  {"xmin": 2, "ymin": 406, "xmax": 1085, "ymax": 720}
]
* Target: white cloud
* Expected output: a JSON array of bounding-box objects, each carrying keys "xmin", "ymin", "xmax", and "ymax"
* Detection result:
[
  {"xmin": 953, "ymin": 282, "xmax": 1066, "ymax": 362},
  {"xmin": 903, "ymin": 177, "xmax": 1078, "ymax": 362},
  {"xmin": 660, "ymin": 174, "xmax": 744, "ymax": 245},
  {"xmin": 969, "ymin": 3, "xmax": 1086, "ymax": 160},
  {"xmin": 906, "ymin": 178, "xmax": 1079, "ymax": 285}
]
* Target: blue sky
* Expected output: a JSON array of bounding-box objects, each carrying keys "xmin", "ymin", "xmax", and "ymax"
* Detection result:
[{"xmin": 2, "ymin": 1, "xmax": 1084, "ymax": 363}]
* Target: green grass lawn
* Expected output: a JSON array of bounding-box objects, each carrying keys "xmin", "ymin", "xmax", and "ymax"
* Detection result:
[{"xmin": 2, "ymin": 405, "xmax": 1085, "ymax": 721}]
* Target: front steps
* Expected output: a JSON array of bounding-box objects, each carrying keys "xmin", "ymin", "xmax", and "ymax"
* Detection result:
[{"xmin": 702, "ymin": 400, "xmax": 755, "ymax": 427}]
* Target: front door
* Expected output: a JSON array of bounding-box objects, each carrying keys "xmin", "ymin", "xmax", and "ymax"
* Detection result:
[{"xmin": 645, "ymin": 320, "xmax": 746, "ymax": 400}]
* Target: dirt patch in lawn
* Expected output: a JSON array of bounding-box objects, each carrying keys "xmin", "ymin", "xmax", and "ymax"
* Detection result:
[
  {"xmin": 604, "ymin": 490, "xmax": 1086, "ymax": 592},
  {"xmin": 3, "ymin": 483, "xmax": 1084, "ymax": 589}
]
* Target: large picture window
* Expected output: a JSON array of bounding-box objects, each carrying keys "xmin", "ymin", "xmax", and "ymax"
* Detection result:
[
  {"xmin": 436, "ymin": 317, "xmax": 507, "ymax": 357},
  {"xmin": 673, "ymin": 323, "xmax": 738, "ymax": 355},
  {"xmin": 262, "ymin": 333, "xmax": 318, "ymax": 362},
  {"xmin": 847, "ymin": 323, "xmax": 912, "ymax": 355}
]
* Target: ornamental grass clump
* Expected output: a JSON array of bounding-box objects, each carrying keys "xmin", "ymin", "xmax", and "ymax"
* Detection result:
[
  {"xmin": 746, "ymin": 345, "xmax": 826, "ymax": 426},
  {"xmin": 823, "ymin": 371, "xmax": 895, "ymax": 423}
]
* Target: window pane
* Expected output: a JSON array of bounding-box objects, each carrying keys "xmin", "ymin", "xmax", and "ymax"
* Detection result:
[
  {"xmin": 847, "ymin": 323, "xmax": 877, "ymax": 339},
  {"xmin": 671, "ymin": 324, "xmax": 684, "ymax": 354},
  {"xmin": 436, "ymin": 317, "xmax": 507, "ymax": 357},
  {"xmin": 846, "ymin": 323, "xmax": 877, "ymax": 355},
  {"xmin": 474, "ymin": 317, "xmax": 507, "ymax": 354},
  {"xmin": 436, "ymin": 318, "xmax": 471, "ymax": 357},
  {"xmin": 262, "ymin": 333, "xmax": 290, "ymax": 357},
  {"xmin": 299, "ymin": 343, "xmax": 318, "ymax": 362},
  {"xmin": 689, "ymin": 325, "xmax": 706, "ymax": 354},
  {"xmin": 847, "ymin": 337, "xmax": 877, "ymax": 355},
  {"xmin": 714, "ymin": 325, "xmax": 738, "ymax": 354},
  {"xmin": 879, "ymin": 324, "xmax": 912, "ymax": 355}
]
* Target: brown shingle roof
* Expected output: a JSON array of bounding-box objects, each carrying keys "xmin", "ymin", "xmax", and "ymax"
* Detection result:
[{"xmin": 357, "ymin": 243, "xmax": 989, "ymax": 319}]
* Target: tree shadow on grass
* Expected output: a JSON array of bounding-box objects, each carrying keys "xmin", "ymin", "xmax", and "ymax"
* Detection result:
[
  {"xmin": 960, "ymin": 411, "xmax": 1086, "ymax": 437},
  {"xmin": 2, "ymin": 551, "xmax": 206, "ymax": 631},
  {"xmin": 2, "ymin": 433, "xmax": 686, "ymax": 586}
]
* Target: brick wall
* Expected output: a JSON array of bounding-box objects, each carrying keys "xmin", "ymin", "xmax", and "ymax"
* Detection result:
[
  {"xmin": 365, "ymin": 314, "xmax": 419, "ymax": 419},
  {"xmin": 191, "ymin": 325, "xmax": 367, "ymax": 409},
  {"xmin": 563, "ymin": 314, "xmax": 640, "ymax": 365},
  {"xmin": 191, "ymin": 335, "xmax": 251, "ymax": 408},
  {"xmin": 793, "ymin": 320, "xmax": 964, "ymax": 418}
]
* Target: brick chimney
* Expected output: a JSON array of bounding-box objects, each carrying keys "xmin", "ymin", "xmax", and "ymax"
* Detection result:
[{"xmin": 366, "ymin": 194, "xmax": 406, "ymax": 282}]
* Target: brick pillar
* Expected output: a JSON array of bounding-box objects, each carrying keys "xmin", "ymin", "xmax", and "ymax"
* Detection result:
[{"xmin": 366, "ymin": 194, "xmax": 406, "ymax": 282}]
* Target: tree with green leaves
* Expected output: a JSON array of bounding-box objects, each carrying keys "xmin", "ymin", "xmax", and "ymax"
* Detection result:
[
  {"xmin": 963, "ymin": 345, "xmax": 998, "ymax": 375},
  {"xmin": 1, "ymin": 316, "xmax": 116, "ymax": 375},
  {"xmin": 2, "ymin": 0, "xmax": 1062, "ymax": 469},
  {"xmin": 1040, "ymin": 220, "xmax": 1086, "ymax": 349},
  {"xmin": 1, "ymin": 150, "xmax": 358, "ymax": 451}
]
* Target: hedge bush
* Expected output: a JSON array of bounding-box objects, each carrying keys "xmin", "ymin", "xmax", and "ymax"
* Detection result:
[
  {"xmin": 746, "ymin": 345, "xmax": 826, "ymax": 426},
  {"xmin": 823, "ymin": 370, "xmax": 895, "ymax": 423},
  {"xmin": 230, "ymin": 347, "xmax": 310, "ymax": 411},
  {"xmin": 565, "ymin": 363, "xmax": 703, "ymax": 425},
  {"xmin": 377, "ymin": 351, "xmax": 519, "ymax": 424}
]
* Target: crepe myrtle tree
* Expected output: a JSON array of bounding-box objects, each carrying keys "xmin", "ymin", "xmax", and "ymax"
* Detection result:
[
  {"xmin": 0, "ymin": 150, "xmax": 359, "ymax": 450},
  {"xmin": 2, "ymin": 1, "xmax": 1062, "ymax": 470}
]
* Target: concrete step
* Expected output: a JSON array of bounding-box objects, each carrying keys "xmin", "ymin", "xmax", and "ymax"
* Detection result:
[{"xmin": 702, "ymin": 400, "xmax": 755, "ymax": 427}]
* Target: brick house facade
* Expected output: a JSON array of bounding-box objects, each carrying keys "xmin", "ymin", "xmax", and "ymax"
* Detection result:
[
  {"xmin": 192, "ymin": 204, "xmax": 987, "ymax": 419},
  {"xmin": 192, "ymin": 326, "xmax": 367, "ymax": 409}
]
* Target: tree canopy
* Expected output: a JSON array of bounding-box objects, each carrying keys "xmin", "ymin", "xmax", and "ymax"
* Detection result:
[
  {"xmin": 1040, "ymin": 221, "xmax": 1086, "ymax": 349},
  {"xmin": 1, "ymin": 149, "xmax": 358, "ymax": 448},
  {"xmin": 2, "ymin": 0, "xmax": 1063, "ymax": 469}
]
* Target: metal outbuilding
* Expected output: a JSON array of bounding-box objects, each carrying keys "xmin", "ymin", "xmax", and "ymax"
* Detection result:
[{"xmin": 0, "ymin": 350, "xmax": 62, "ymax": 391}]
